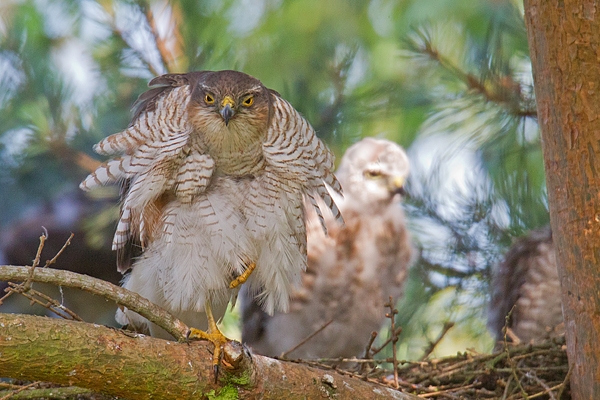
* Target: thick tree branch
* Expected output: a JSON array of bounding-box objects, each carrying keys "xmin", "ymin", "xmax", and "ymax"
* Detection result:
[
  {"xmin": 0, "ymin": 313, "xmax": 418, "ymax": 399},
  {"xmin": 0, "ymin": 265, "xmax": 418, "ymax": 398}
]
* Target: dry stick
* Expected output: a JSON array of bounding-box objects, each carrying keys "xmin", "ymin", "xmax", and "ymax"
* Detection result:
[
  {"xmin": 280, "ymin": 318, "xmax": 334, "ymax": 358},
  {"xmin": 363, "ymin": 331, "xmax": 378, "ymax": 359},
  {"xmin": 0, "ymin": 265, "xmax": 190, "ymax": 341},
  {"xmin": 418, "ymin": 382, "xmax": 480, "ymax": 398},
  {"xmin": 359, "ymin": 331, "xmax": 378, "ymax": 375},
  {"xmin": 43, "ymin": 233, "xmax": 74, "ymax": 268},
  {"xmin": 526, "ymin": 370, "xmax": 556, "ymax": 400},
  {"xmin": 370, "ymin": 326, "xmax": 403, "ymax": 356},
  {"xmin": 310, "ymin": 357, "xmax": 416, "ymax": 365},
  {"xmin": 0, "ymin": 383, "xmax": 22, "ymax": 390},
  {"xmin": 3, "ymin": 233, "xmax": 80, "ymax": 321},
  {"xmin": 504, "ymin": 341, "xmax": 529, "ymax": 400},
  {"xmin": 555, "ymin": 364, "xmax": 573, "ymax": 400},
  {"xmin": 6, "ymin": 283, "xmax": 82, "ymax": 321},
  {"xmin": 0, "ymin": 381, "xmax": 42, "ymax": 400},
  {"xmin": 501, "ymin": 305, "xmax": 530, "ymax": 398},
  {"xmin": 0, "ymin": 234, "xmax": 48, "ymax": 306},
  {"xmin": 298, "ymin": 358, "xmax": 390, "ymax": 388},
  {"xmin": 26, "ymin": 233, "xmax": 46, "ymax": 286},
  {"xmin": 528, "ymin": 383, "xmax": 566, "ymax": 400},
  {"xmin": 383, "ymin": 297, "xmax": 400, "ymax": 389},
  {"xmin": 420, "ymin": 321, "xmax": 456, "ymax": 361}
]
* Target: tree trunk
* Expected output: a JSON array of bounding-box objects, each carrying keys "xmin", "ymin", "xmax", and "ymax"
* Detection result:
[{"xmin": 524, "ymin": 2, "xmax": 600, "ymax": 399}]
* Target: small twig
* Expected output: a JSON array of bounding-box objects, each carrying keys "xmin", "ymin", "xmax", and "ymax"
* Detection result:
[
  {"xmin": 294, "ymin": 357, "xmax": 417, "ymax": 366},
  {"xmin": 359, "ymin": 331, "xmax": 378, "ymax": 374},
  {"xmin": 2, "ymin": 234, "xmax": 80, "ymax": 321},
  {"xmin": 525, "ymin": 369, "xmax": 556, "ymax": 400},
  {"xmin": 383, "ymin": 297, "xmax": 399, "ymax": 389},
  {"xmin": 44, "ymin": 233, "xmax": 74, "ymax": 268},
  {"xmin": 504, "ymin": 337, "xmax": 529, "ymax": 400},
  {"xmin": 294, "ymin": 358, "xmax": 396, "ymax": 389},
  {"xmin": 528, "ymin": 383, "xmax": 564, "ymax": 399},
  {"xmin": 370, "ymin": 326, "xmax": 403, "ymax": 356},
  {"xmin": 0, "ymin": 384, "xmax": 22, "ymax": 390},
  {"xmin": 6, "ymin": 283, "xmax": 82, "ymax": 321},
  {"xmin": 0, "ymin": 286, "xmax": 14, "ymax": 306},
  {"xmin": 1, "ymin": 234, "xmax": 48, "ymax": 306},
  {"xmin": 555, "ymin": 364, "xmax": 572, "ymax": 400},
  {"xmin": 501, "ymin": 374, "xmax": 513, "ymax": 400},
  {"xmin": 501, "ymin": 305, "xmax": 520, "ymax": 347},
  {"xmin": 420, "ymin": 321, "xmax": 455, "ymax": 361},
  {"xmin": 26, "ymin": 233, "xmax": 47, "ymax": 287},
  {"xmin": 418, "ymin": 382, "xmax": 480, "ymax": 398},
  {"xmin": 280, "ymin": 318, "xmax": 334, "ymax": 358},
  {"xmin": 363, "ymin": 331, "xmax": 378, "ymax": 359},
  {"xmin": 0, "ymin": 381, "xmax": 41, "ymax": 400}
]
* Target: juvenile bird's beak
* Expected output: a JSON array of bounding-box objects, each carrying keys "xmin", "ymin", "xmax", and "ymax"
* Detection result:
[
  {"xmin": 220, "ymin": 96, "xmax": 236, "ymax": 126},
  {"xmin": 389, "ymin": 175, "xmax": 406, "ymax": 196}
]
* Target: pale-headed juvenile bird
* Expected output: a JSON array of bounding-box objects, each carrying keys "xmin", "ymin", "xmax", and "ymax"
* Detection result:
[
  {"xmin": 80, "ymin": 70, "xmax": 342, "ymax": 369},
  {"xmin": 241, "ymin": 137, "xmax": 414, "ymax": 360},
  {"xmin": 488, "ymin": 226, "xmax": 563, "ymax": 346}
]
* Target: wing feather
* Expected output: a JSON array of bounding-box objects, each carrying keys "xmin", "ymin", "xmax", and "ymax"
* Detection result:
[
  {"xmin": 263, "ymin": 95, "xmax": 344, "ymax": 229},
  {"xmin": 80, "ymin": 74, "xmax": 215, "ymax": 271}
]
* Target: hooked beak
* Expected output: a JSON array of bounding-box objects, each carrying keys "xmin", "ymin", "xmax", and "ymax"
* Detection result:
[
  {"xmin": 389, "ymin": 175, "xmax": 406, "ymax": 196},
  {"xmin": 220, "ymin": 96, "xmax": 235, "ymax": 126}
]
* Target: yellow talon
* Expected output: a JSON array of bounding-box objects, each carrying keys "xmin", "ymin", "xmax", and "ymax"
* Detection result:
[
  {"xmin": 187, "ymin": 300, "xmax": 231, "ymax": 382},
  {"xmin": 229, "ymin": 262, "xmax": 257, "ymax": 288}
]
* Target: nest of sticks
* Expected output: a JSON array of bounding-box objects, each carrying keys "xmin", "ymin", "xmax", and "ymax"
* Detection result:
[
  {"xmin": 390, "ymin": 336, "xmax": 570, "ymax": 399},
  {"xmin": 295, "ymin": 300, "xmax": 570, "ymax": 399}
]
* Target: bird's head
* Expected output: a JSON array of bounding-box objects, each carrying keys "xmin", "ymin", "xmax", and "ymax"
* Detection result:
[
  {"xmin": 337, "ymin": 137, "xmax": 410, "ymax": 205},
  {"xmin": 188, "ymin": 70, "xmax": 272, "ymax": 150}
]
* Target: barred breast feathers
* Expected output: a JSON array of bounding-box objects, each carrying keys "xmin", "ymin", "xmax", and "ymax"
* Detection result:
[{"xmin": 263, "ymin": 95, "xmax": 343, "ymax": 230}]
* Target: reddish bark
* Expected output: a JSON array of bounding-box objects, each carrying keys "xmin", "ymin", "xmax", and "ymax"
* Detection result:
[{"xmin": 524, "ymin": 1, "xmax": 600, "ymax": 398}]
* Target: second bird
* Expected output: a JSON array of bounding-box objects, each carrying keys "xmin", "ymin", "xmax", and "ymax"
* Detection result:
[{"xmin": 242, "ymin": 137, "xmax": 414, "ymax": 361}]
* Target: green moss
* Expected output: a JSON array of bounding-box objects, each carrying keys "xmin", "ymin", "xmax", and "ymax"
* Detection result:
[
  {"xmin": 206, "ymin": 385, "xmax": 238, "ymax": 400},
  {"xmin": 223, "ymin": 369, "xmax": 251, "ymax": 386}
]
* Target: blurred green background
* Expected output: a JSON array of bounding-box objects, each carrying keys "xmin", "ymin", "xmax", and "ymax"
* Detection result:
[{"xmin": 0, "ymin": 0, "xmax": 547, "ymax": 361}]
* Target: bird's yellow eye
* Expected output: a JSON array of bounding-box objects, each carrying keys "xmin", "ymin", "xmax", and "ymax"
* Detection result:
[
  {"xmin": 242, "ymin": 96, "xmax": 254, "ymax": 107},
  {"xmin": 205, "ymin": 94, "xmax": 215, "ymax": 104},
  {"xmin": 364, "ymin": 170, "xmax": 381, "ymax": 179}
]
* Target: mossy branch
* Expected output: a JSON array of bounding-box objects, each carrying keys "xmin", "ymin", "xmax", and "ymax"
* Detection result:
[
  {"xmin": 0, "ymin": 265, "xmax": 418, "ymax": 399},
  {"xmin": 0, "ymin": 313, "xmax": 418, "ymax": 399}
]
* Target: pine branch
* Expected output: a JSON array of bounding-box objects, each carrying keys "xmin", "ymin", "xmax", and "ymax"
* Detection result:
[{"xmin": 405, "ymin": 27, "xmax": 537, "ymax": 118}]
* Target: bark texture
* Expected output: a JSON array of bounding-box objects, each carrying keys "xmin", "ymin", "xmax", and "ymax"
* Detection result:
[
  {"xmin": 524, "ymin": 2, "xmax": 600, "ymax": 398},
  {"xmin": 0, "ymin": 313, "xmax": 418, "ymax": 399},
  {"xmin": 0, "ymin": 263, "xmax": 418, "ymax": 399}
]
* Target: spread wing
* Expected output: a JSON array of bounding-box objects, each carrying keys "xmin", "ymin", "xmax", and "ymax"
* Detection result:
[
  {"xmin": 80, "ymin": 73, "xmax": 215, "ymax": 271},
  {"xmin": 263, "ymin": 94, "xmax": 343, "ymax": 232}
]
